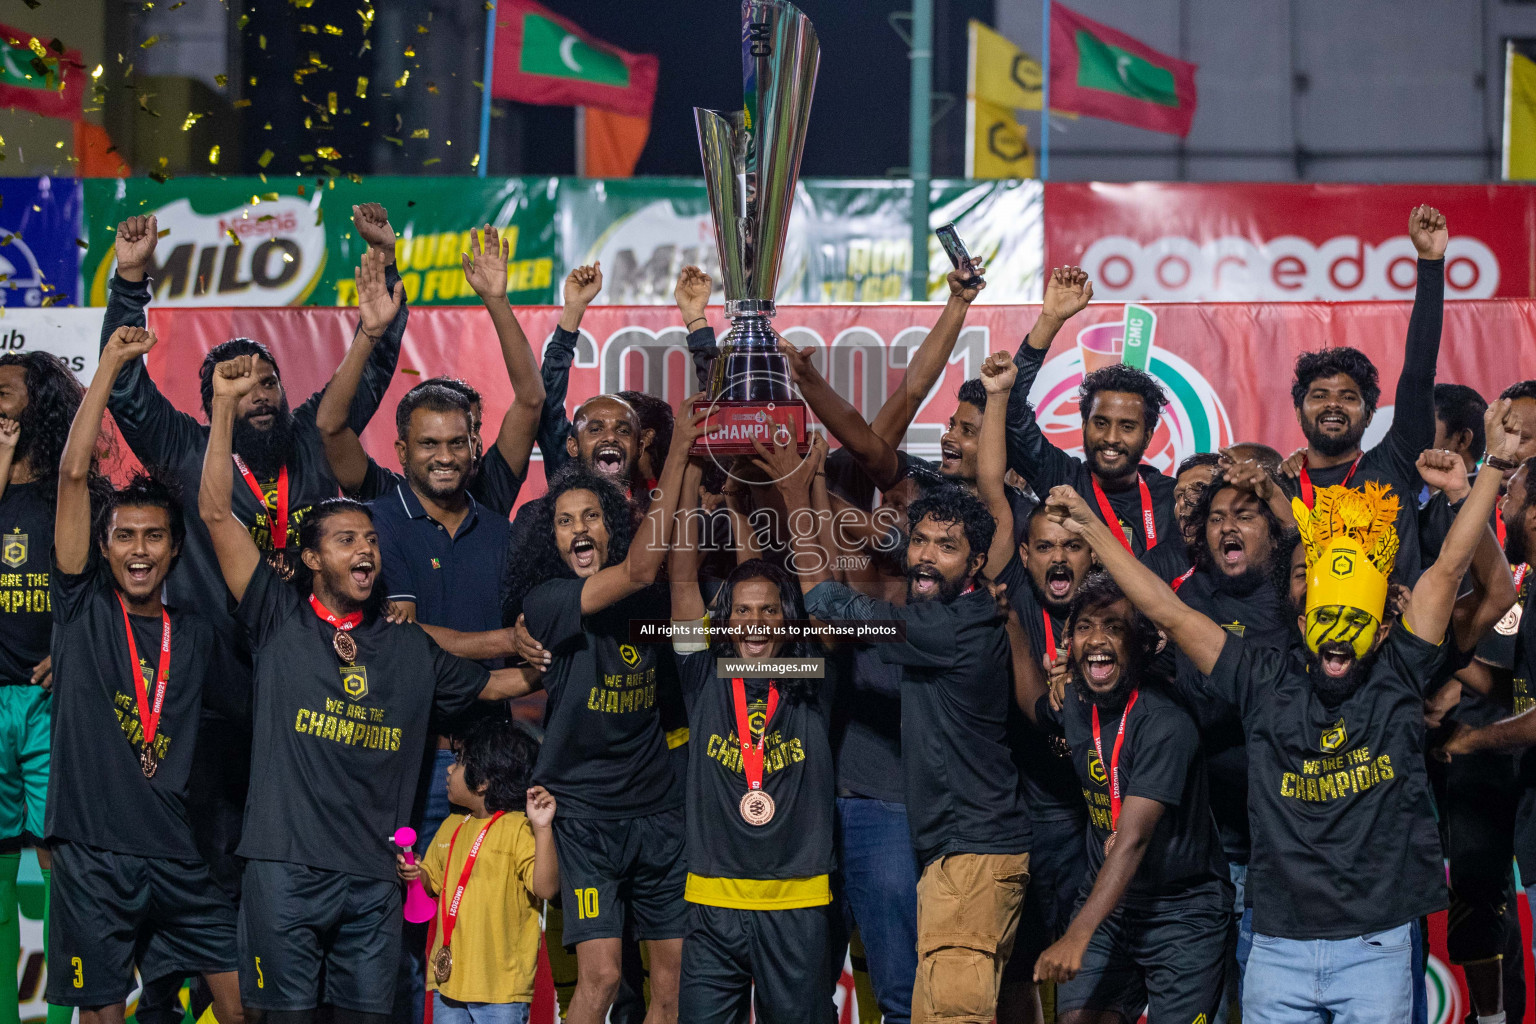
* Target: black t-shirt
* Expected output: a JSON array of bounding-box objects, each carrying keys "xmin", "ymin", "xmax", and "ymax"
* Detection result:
[
  {"xmin": 675, "ymin": 650, "xmax": 836, "ymax": 880},
  {"xmin": 993, "ymin": 555, "xmax": 1086, "ymax": 821},
  {"xmin": 830, "ymin": 644, "xmax": 905, "ymax": 804},
  {"xmin": 805, "ymin": 581, "xmax": 1030, "ymax": 865},
  {"xmin": 1205, "ymin": 628, "xmax": 1447, "ymax": 939},
  {"xmin": 0, "ymin": 481, "xmax": 53, "ymax": 685},
  {"xmin": 1035, "ymin": 684, "xmax": 1226, "ymax": 906},
  {"xmin": 524, "ymin": 578, "xmax": 681, "ymax": 819},
  {"xmin": 45, "ymin": 560, "xmax": 214, "ymax": 860},
  {"xmin": 234, "ymin": 562, "xmax": 488, "ymax": 880},
  {"xmin": 1167, "ymin": 569, "xmax": 1289, "ymax": 864},
  {"xmin": 1499, "ymin": 581, "xmax": 1536, "ymax": 875}
]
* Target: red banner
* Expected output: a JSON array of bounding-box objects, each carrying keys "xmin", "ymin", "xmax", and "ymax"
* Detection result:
[
  {"xmin": 1044, "ymin": 183, "xmax": 1536, "ymax": 301},
  {"xmin": 138, "ymin": 299, "xmax": 1536, "ymax": 510}
]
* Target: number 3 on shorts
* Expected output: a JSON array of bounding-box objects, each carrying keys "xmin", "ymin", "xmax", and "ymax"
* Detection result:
[
  {"xmin": 254, "ymin": 956, "xmax": 264, "ymax": 989},
  {"xmin": 573, "ymin": 887, "xmax": 599, "ymax": 920},
  {"xmin": 70, "ymin": 957, "xmax": 82, "ymax": 988}
]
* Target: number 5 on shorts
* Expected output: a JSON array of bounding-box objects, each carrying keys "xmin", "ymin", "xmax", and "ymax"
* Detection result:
[{"xmin": 573, "ymin": 887, "xmax": 599, "ymax": 920}]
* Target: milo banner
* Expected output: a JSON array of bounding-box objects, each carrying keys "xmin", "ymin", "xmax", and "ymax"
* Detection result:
[
  {"xmin": 80, "ymin": 176, "xmax": 560, "ymax": 308},
  {"xmin": 559, "ymin": 177, "xmax": 1045, "ymax": 304}
]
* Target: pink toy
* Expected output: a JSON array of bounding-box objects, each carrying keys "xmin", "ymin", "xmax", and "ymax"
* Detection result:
[{"xmin": 394, "ymin": 826, "xmax": 436, "ymax": 923}]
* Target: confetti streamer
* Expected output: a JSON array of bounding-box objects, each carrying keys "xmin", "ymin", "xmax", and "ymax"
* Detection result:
[
  {"xmin": 208, "ymin": 144, "xmax": 220, "ymax": 165},
  {"xmin": 257, "ymin": 149, "xmax": 274, "ymax": 167},
  {"xmin": 355, "ymin": 76, "xmax": 368, "ymax": 98}
]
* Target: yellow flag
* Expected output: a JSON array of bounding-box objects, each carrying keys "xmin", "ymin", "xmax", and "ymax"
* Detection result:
[
  {"xmin": 1505, "ymin": 42, "xmax": 1536, "ymax": 180},
  {"xmin": 968, "ymin": 20, "xmax": 1042, "ymax": 111},
  {"xmin": 967, "ymin": 97, "xmax": 1035, "ymax": 179}
]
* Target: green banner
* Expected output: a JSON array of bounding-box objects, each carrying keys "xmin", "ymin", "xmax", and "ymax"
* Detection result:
[{"xmin": 81, "ymin": 176, "xmax": 559, "ymax": 307}]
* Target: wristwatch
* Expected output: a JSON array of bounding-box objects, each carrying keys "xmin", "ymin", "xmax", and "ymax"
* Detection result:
[{"xmin": 1485, "ymin": 453, "xmax": 1520, "ymax": 472}]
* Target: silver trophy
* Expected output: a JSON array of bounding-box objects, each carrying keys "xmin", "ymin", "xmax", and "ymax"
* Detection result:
[{"xmin": 691, "ymin": 0, "xmax": 819, "ymax": 454}]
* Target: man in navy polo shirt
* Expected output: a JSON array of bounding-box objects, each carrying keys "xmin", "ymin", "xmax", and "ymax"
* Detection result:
[{"xmin": 368, "ymin": 380, "xmax": 514, "ymax": 1024}]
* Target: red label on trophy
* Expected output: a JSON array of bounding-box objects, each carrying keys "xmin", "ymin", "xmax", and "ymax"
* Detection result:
[{"xmin": 691, "ymin": 399, "xmax": 810, "ymax": 456}]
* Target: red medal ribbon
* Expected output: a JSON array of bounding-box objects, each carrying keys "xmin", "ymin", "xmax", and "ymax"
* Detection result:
[
  {"xmin": 116, "ymin": 595, "xmax": 170, "ymax": 757},
  {"xmin": 1091, "ymin": 690, "xmax": 1140, "ymax": 836},
  {"xmin": 232, "ymin": 456, "xmax": 289, "ymax": 550},
  {"xmin": 1497, "ymin": 515, "xmax": 1507, "ymax": 552},
  {"xmin": 1171, "ymin": 566, "xmax": 1196, "ymax": 592},
  {"xmin": 1041, "ymin": 609, "xmax": 1056, "ymax": 657},
  {"xmin": 1515, "ymin": 563, "xmax": 1529, "ymax": 595},
  {"xmin": 732, "ymin": 678, "xmax": 781, "ymax": 793},
  {"xmin": 437, "ymin": 811, "xmax": 504, "ymax": 955},
  {"xmin": 1298, "ymin": 454, "xmax": 1361, "ymax": 510},
  {"xmin": 1090, "ymin": 476, "xmax": 1157, "ymax": 552},
  {"xmin": 308, "ymin": 594, "xmax": 363, "ymax": 631}
]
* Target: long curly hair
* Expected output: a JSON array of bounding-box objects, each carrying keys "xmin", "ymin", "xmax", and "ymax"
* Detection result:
[
  {"xmin": 501, "ymin": 465, "xmax": 639, "ymax": 626},
  {"xmin": 707, "ymin": 558, "xmax": 818, "ymax": 702},
  {"xmin": 1187, "ymin": 470, "xmax": 1293, "ymax": 577},
  {"xmin": 0, "ymin": 351, "xmax": 97, "ymax": 510}
]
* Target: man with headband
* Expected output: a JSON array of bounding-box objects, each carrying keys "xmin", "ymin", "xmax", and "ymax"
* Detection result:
[{"xmin": 1040, "ymin": 397, "xmax": 1521, "ymax": 1023}]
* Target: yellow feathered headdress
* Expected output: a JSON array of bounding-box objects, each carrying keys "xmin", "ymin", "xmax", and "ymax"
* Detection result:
[{"xmin": 1291, "ymin": 482, "xmax": 1401, "ymax": 653}]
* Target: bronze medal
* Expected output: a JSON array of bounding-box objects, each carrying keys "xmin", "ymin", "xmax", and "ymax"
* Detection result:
[
  {"xmin": 431, "ymin": 944, "xmax": 452, "ymax": 984},
  {"xmin": 1103, "ymin": 831, "xmax": 1117, "ymax": 856},
  {"xmin": 739, "ymin": 789, "xmax": 775, "ymax": 826},
  {"xmin": 333, "ymin": 629, "xmax": 357, "ymax": 664},
  {"xmin": 140, "ymin": 746, "xmax": 158, "ymax": 779}
]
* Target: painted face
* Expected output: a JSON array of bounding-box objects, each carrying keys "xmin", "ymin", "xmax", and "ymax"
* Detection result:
[{"xmin": 1304, "ymin": 603, "xmax": 1380, "ymax": 664}]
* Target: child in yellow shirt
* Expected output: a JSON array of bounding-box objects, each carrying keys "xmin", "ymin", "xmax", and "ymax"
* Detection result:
[{"xmin": 397, "ymin": 719, "xmax": 559, "ymax": 1024}]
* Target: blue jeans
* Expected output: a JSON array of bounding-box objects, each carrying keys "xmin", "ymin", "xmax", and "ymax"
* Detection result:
[
  {"xmin": 1243, "ymin": 923, "xmax": 1414, "ymax": 1024},
  {"xmin": 836, "ymin": 797, "xmax": 919, "ymax": 1024},
  {"xmin": 431, "ymin": 994, "xmax": 530, "ymax": 1024},
  {"xmin": 1218, "ymin": 861, "xmax": 1254, "ymax": 1017}
]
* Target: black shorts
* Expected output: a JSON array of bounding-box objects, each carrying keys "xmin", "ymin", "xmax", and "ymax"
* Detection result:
[
  {"xmin": 237, "ymin": 858, "xmax": 401, "ymax": 1013},
  {"xmin": 553, "ymin": 808, "xmax": 687, "ymax": 947},
  {"xmin": 46, "ymin": 840, "xmax": 238, "ymax": 1007},
  {"xmin": 678, "ymin": 902, "xmax": 837, "ymax": 1024},
  {"xmin": 1009, "ymin": 811, "xmax": 1089, "ymax": 970},
  {"xmin": 1057, "ymin": 880, "xmax": 1233, "ymax": 1022}
]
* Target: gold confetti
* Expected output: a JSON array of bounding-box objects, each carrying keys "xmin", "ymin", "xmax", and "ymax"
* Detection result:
[
  {"xmin": 327, "ymin": 91, "xmax": 337, "ymax": 114},
  {"xmin": 169, "ymin": 1, "xmax": 186, "ymax": 9},
  {"xmin": 298, "ymin": 154, "xmax": 314, "ymax": 163},
  {"xmin": 236, "ymin": 13, "xmax": 249, "ymax": 29},
  {"xmin": 53, "ymin": 140, "xmax": 62, "ymax": 149},
  {"xmin": 403, "ymin": 46, "xmax": 415, "ymax": 58},
  {"xmin": 422, "ymin": 157, "xmax": 440, "ymax": 166},
  {"xmin": 411, "ymin": 128, "xmax": 428, "ymax": 139},
  {"xmin": 215, "ymin": 73, "xmax": 227, "ymax": 87},
  {"xmin": 324, "ymin": 24, "xmax": 342, "ymax": 35},
  {"xmin": 358, "ymin": 5, "xmax": 375, "ymax": 32},
  {"xmin": 300, "ymin": 23, "xmax": 317, "ymax": 34},
  {"xmin": 258, "ymin": 34, "xmax": 266, "ymax": 49},
  {"xmin": 208, "ymin": 144, "xmax": 220, "ymax": 165},
  {"xmin": 225, "ymin": 228, "xmax": 242, "ymax": 245},
  {"xmin": 355, "ymin": 76, "xmax": 368, "ymax": 98},
  {"xmin": 233, "ymin": 98, "xmax": 251, "ymax": 108},
  {"xmin": 26, "ymin": 38, "xmax": 45, "ymax": 58},
  {"xmin": 257, "ymin": 214, "xmax": 274, "ymax": 222},
  {"xmin": 383, "ymin": 135, "xmax": 402, "ymax": 145},
  {"xmin": 257, "ymin": 148, "xmax": 274, "ymax": 167},
  {"xmin": 470, "ymin": 152, "xmax": 479, "ymax": 169},
  {"xmin": 140, "ymin": 35, "xmax": 160, "ymax": 48},
  {"xmin": 401, "ymin": 367, "xmax": 421, "ymax": 376},
  {"xmin": 426, "ymin": 82, "xmax": 438, "ymax": 95},
  {"xmin": 303, "ymin": 116, "xmax": 312, "ymax": 129},
  {"xmin": 394, "ymin": 69, "xmax": 409, "ymax": 88},
  {"xmin": 261, "ymin": 192, "xmax": 278, "ymax": 201},
  {"xmin": 249, "ymin": 75, "xmax": 258, "ymax": 86},
  {"xmin": 416, "ymin": 23, "xmax": 429, "ymax": 33},
  {"xmin": 90, "ymin": 64, "xmax": 103, "ymax": 80},
  {"xmin": 180, "ymin": 111, "xmax": 204, "ymax": 130},
  {"xmin": 148, "ymin": 171, "xmax": 170, "ymax": 183},
  {"xmin": 347, "ymin": 172, "xmax": 362, "ymax": 184},
  {"xmin": 263, "ymin": 121, "xmax": 272, "ymax": 130},
  {"xmin": 317, "ymin": 145, "xmax": 341, "ymax": 160},
  {"xmin": 158, "ymin": 156, "xmax": 168, "ymax": 168},
  {"xmin": 40, "ymin": 295, "xmax": 63, "ymax": 307}
]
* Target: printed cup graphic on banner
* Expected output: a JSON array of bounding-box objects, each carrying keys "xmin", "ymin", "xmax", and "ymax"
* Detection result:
[
  {"xmin": 89, "ymin": 196, "xmax": 327, "ymax": 307},
  {"xmin": 1030, "ymin": 305, "xmax": 1234, "ymax": 476}
]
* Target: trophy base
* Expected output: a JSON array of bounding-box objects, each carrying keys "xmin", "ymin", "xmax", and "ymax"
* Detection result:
[{"xmin": 690, "ymin": 399, "xmax": 810, "ymax": 457}]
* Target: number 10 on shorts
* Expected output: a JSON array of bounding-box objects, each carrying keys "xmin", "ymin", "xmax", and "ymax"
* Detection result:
[{"xmin": 573, "ymin": 887, "xmax": 599, "ymax": 920}]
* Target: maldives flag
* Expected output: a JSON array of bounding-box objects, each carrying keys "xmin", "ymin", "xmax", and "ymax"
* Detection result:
[
  {"xmin": 491, "ymin": 1, "xmax": 658, "ymax": 119},
  {"xmin": 1049, "ymin": 2, "xmax": 1197, "ymax": 137},
  {"xmin": 0, "ymin": 24, "xmax": 84, "ymax": 121}
]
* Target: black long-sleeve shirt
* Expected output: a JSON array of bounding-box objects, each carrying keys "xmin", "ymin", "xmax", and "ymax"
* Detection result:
[
  {"xmin": 1280, "ymin": 258, "xmax": 1444, "ymax": 583},
  {"xmin": 98, "ymin": 269, "xmax": 405, "ymax": 709},
  {"xmin": 1006, "ymin": 341, "xmax": 1180, "ymax": 559}
]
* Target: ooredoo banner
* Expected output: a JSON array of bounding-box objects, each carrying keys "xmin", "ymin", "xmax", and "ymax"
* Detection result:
[{"xmin": 1043, "ymin": 182, "xmax": 1536, "ymax": 301}]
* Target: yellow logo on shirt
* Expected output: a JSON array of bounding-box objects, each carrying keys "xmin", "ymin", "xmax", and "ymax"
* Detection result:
[
  {"xmin": 619, "ymin": 644, "xmax": 641, "ymax": 668},
  {"xmin": 1087, "ymin": 749, "xmax": 1107, "ymax": 785},
  {"xmin": 1221, "ymin": 621, "xmax": 1246, "ymax": 637},
  {"xmin": 340, "ymin": 665, "xmax": 369, "ymax": 701},
  {"xmin": 1320, "ymin": 717, "xmax": 1347, "ymax": 753},
  {"xmin": 2, "ymin": 532, "xmax": 26, "ymax": 569}
]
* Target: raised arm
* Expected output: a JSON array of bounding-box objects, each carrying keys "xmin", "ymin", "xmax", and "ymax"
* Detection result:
[
  {"xmin": 333, "ymin": 203, "xmax": 408, "ymax": 433},
  {"xmin": 198, "ymin": 356, "xmax": 266, "ymax": 602},
  {"xmin": 780, "ymin": 340, "xmax": 903, "ymax": 489},
  {"xmin": 525, "ymin": 786, "xmax": 560, "ymax": 901},
  {"xmin": 534, "ymin": 264, "xmax": 602, "ymax": 470},
  {"xmin": 1380, "ymin": 205, "xmax": 1447, "ymax": 464},
  {"xmin": 316, "ymin": 248, "xmax": 403, "ymax": 492},
  {"xmin": 675, "ymin": 266, "xmax": 721, "ymax": 393},
  {"xmin": 1044, "ymin": 484, "xmax": 1229, "ymax": 674},
  {"xmin": 463, "ymin": 225, "xmax": 545, "ymax": 478},
  {"xmin": 870, "ymin": 265, "xmax": 986, "ymax": 446},
  {"xmin": 1006, "ymin": 267, "xmax": 1093, "ymax": 487},
  {"xmin": 1415, "ymin": 447, "xmax": 1516, "ymax": 650},
  {"xmin": 978, "ymin": 350, "xmax": 1019, "ymax": 575},
  {"xmin": 756, "ymin": 432, "xmax": 834, "ymax": 593},
  {"xmin": 57, "ymin": 327, "xmax": 157, "ymax": 572},
  {"xmin": 1405, "ymin": 403, "xmax": 1520, "ymax": 646},
  {"xmin": 578, "ymin": 400, "xmax": 710, "ymax": 615}
]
